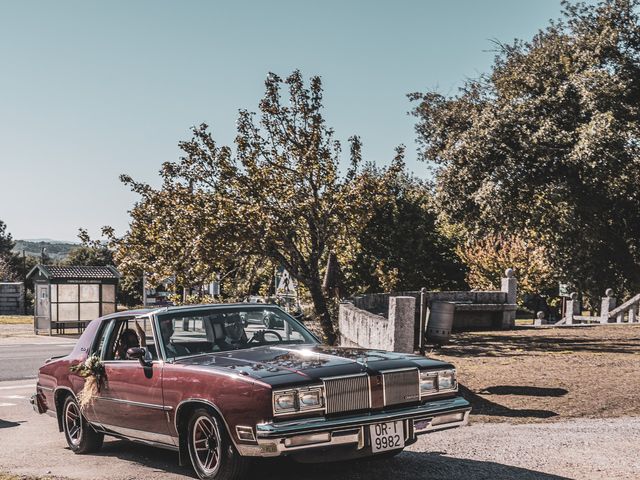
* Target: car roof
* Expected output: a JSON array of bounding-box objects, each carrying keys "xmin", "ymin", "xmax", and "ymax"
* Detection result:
[
  {"xmin": 97, "ymin": 308, "xmax": 155, "ymax": 321},
  {"xmin": 117, "ymin": 302, "xmax": 279, "ymax": 316},
  {"xmin": 159, "ymin": 302, "xmax": 278, "ymax": 313}
]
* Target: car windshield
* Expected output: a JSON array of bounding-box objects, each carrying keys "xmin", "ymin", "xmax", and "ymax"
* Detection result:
[{"xmin": 155, "ymin": 306, "xmax": 318, "ymax": 361}]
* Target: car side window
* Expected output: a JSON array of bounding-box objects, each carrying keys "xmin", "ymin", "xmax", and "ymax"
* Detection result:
[
  {"xmin": 93, "ymin": 320, "xmax": 113, "ymax": 359},
  {"xmin": 104, "ymin": 319, "xmax": 128, "ymax": 361},
  {"xmin": 102, "ymin": 317, "xmax": 158, "ymax": 361}
]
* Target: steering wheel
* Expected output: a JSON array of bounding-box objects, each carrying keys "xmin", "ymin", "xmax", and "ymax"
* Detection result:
[{"xmin": 247, "ymin": 329, "xmax": 283, "ymax": 344}]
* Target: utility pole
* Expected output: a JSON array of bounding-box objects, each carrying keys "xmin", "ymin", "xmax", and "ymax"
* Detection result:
[
  {"xmin": 142, "ymin": 272, "xmax": 147, "ymax": 307},
  {"xmin": 22, "ymin": 249, "xmax": 27, "ymax": 314}
]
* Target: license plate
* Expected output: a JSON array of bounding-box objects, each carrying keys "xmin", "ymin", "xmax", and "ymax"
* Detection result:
[{"xmin": 369, "ymin": 421, "xmax": 405, "ymax": 453}]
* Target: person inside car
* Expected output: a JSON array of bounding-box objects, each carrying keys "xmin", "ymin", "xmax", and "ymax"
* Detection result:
[
  {"xmin": 159, "ymin": 317, "xmax": 191, "ymax": 359},
  {"xmin": 114, "ymin": 321, "xmax": 146, "ymax": 360},
  {"xmin": 215, "ymin": 313, "xmax": 247, "ymax": 351}
]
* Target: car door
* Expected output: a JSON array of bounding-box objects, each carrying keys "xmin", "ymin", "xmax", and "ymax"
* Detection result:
[{"xmin": 92, "ymin": 316, "xmax": 175, "ymax": 446}]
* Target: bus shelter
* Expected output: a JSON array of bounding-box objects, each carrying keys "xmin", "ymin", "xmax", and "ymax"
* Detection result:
[{"xmin": 27, "ymin": 265, "xmax": 120, "ymax": 335}]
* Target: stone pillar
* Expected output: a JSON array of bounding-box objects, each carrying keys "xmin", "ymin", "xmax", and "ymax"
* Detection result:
[
  {"xmin": 418, "ymin": 287, "xmax": 428, "ymax": 354},
  {"xmin": 501, "ymin": 268, "xmax": 517, "ymax": 304},
  {"xmin": 534, "ymin": 311, "xmax": 546, "ymax": 326},
  {"xmin": 600, "ymin": 289, "xmax": 616, "ymax": 324},
  {"xmin": 501, "ymin": 268, "xmax": 517, "ymax": 328},
  {"xmin": 566, "ymin": 292, "xmax": 579, "ymax": 325},
  {"xmin": 388, "ymin": 296, "xmax": 416, "ymax": 353}
]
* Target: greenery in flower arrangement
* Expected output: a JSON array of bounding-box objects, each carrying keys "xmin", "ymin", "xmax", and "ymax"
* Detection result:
[{"xmin": 69, "ymin": 355, "xmax": 106, "ymax": 409}]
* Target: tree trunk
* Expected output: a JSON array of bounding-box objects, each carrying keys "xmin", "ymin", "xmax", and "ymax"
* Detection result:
[{"xmin": 307, "ymin": 277, "xmax": 336, "ymax": 345}]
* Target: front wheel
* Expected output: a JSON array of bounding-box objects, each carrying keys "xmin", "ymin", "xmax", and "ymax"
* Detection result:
[
  {"xmin": 187, "ymin": 408, "xmax": 250, "ymax": 480},
  {"xmin": 62, "ymin": 395, "xmax": 103, "ymax": 454}
]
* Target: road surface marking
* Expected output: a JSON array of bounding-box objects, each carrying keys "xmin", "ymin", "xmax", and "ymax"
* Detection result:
[
  {"xmin": 2, "ymin": 356, "xmax": 52, "ymax": 360},
  {"xmin": 2, "ymin": 395, "xmax": 26, "ymax": 399},
  {"xmin": 0, "ymin": 402, "xmax": 15, "ymax": 407},
  {"xmin": 0, "ymin": 383, "xmax": 35, "ymax": 390}
]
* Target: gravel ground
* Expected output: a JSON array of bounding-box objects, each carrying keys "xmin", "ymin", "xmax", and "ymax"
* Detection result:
[
  {"xmin": 1, "ymin": 397, "xmax": 638, "ymax": 480},
  {"xmin": 3, "ymin": 325, "xmax": 639, "ymax": 479}
]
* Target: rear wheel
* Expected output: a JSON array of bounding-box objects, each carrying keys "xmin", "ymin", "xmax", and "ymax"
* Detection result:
[
  {"xmin": 187, "ymin": 408, "xmax": 250, "ymax": 480},
  {"xmin": 62, "ymin": 395, "xmax": 103, "ymax": 454}
]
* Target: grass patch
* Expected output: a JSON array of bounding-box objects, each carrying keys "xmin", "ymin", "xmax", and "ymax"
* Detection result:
[
  {"xmin": 0, "ymin": 316, "xmax": 32, "ymax": 325},
  {"xmin": 515, "ymin": 318, "xmax": 534, "ymax": 326}
]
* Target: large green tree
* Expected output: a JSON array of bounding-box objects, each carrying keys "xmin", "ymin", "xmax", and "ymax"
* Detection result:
[
  {"xmin": 411, "ymin": 0, "xmax": 640, "ymax": 304},
  {"xmin": 117, "ymin": 71, "xmax": 365, "ymax": 343},
  {"xmin": 70, "ymin": 229, "xmax": 142, "ymax": 306},
  {"xmin": 0, "ymin": 220, "xmax": 20, "ymax": 280},
  {"xmin": 0, "ymin": 220, "xmax": 15, "ymax": 257},
  {"xmin": 343, "ymin": 149, "xmax": 466, "ymax": 293}
]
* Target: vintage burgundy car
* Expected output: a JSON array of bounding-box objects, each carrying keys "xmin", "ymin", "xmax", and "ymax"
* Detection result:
[{"xmin": 32, "ymin": 303, "xmax": 471, "ymax": 480}]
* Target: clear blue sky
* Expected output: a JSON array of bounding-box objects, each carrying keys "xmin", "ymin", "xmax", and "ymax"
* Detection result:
[{"xmin": 0, "ymin": 0, "xmax": 587, "ymax": 241}]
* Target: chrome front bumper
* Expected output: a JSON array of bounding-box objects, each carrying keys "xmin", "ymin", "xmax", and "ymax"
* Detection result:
[{"xmin": 237, "ymin": 396, "xmax": 471, "ymax": 457}]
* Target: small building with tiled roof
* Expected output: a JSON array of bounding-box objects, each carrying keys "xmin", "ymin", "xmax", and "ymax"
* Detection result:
[{"xmin": 27, "ymin": 265, "xmax": 120, "ymax": 335}]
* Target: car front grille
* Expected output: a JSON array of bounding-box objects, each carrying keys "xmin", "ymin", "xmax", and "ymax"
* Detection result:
[
  {"xmin": 323, "ymin": 374, "xmax": 371, "ymax": 414},
  {"xmin": 382, "ymin": 369, "xmax": 420, "ymax": 406}
]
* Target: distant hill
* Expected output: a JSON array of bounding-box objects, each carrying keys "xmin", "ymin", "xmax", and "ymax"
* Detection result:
[{"xmin": 12, "ymin": 240, "xmax": 79, "ymax": 261}]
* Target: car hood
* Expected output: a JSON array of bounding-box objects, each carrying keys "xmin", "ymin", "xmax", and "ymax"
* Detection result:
[{"xmin": 174, "ymin": 344, "xmax": 453, "ymax": 387}]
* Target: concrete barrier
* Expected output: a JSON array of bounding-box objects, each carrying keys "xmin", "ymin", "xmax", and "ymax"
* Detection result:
[
  {"xmin": 339, "ymin": 270, "xmax": 518, "ymax": 352},
  {"xmin": 0, "ymin": 282, "xmax": 25, "ymax": 315},
  {"xmin": 338, "ymin": 296, "xmax": 415, "ymax": 353}
]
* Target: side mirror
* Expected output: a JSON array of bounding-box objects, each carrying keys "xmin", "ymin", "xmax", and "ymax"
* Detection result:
[{"xmin": 127, "ymin": 347, "xmax": 152, "ymax": 367}]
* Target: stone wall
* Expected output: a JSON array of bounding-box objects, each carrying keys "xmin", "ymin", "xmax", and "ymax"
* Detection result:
[
  {"xmin": 338, "ymin": 296, "xmax": 415, "ymax": 353},
  {"xmin": 339, "ymin": 270, "xmax": 518, "ymax": 352},
  {"xmin": 0, "ymin": 282, "xmax": 25, "ymax": 315}
]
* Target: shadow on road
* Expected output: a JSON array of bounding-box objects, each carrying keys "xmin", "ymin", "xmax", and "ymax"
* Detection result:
[
  {"xmin": 460, "ymin": 386, "xmax": 558, "ymax": 419},
  {"xmin": 260, "ymin": 452, "xmax": 571, "ymax": 480},
  {"xmin": 478, "ymin": 385, "xmax": 568, "ymax": 397},
  {"xmin": 96, "ymin": 440, "xmax": 190, "ymax": 476},
  {"xmin": 0, "ymin": 419, "xmax": 24, "ymax": 429},
  {"xmin": 95, "ymin": 439, "xmax": 569, "ymax": 480}
]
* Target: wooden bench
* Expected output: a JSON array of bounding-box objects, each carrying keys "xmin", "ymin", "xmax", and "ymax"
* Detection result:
[{"xmin": 53, "ymin": 321, "xmax": 90, "ymax": 335}]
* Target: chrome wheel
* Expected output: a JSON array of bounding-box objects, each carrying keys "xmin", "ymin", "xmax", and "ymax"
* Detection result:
[
  {"xmin": 192, "ymin": 415, "xmax": 222, "ymax": 476},
  {"xmin": 64, "ymin": 400, "xmax": 83, "ymax": 446}
]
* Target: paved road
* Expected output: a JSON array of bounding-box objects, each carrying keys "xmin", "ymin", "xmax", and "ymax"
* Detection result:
[
  {"xmin": 0, "ymin": 342, "xmax": 74, "ymax": 381},
  {"xmin": 0, "ymin": 381, "xmax": 638, "ymax": 480},
  {"xmin": 1, "ymin": 330, "xmax": 638, "ymax": 479}
]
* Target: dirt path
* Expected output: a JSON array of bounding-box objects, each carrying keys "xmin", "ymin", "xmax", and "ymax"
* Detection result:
[{"xmin": 431, "ymin": 324, "xmax": 640, "ymax": 423}]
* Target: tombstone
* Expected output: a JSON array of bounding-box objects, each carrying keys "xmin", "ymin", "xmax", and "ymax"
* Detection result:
[
  {"xmin": 566, "ymin": 292, "xmax": 579, "ymax": 325},
  {"xmin": 600, "ymin": 288, "xmax": 616, "ymax": 324},
  {"xmin": 501, "ymin": 268, "xmax": 517, "ymax": 328}
]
